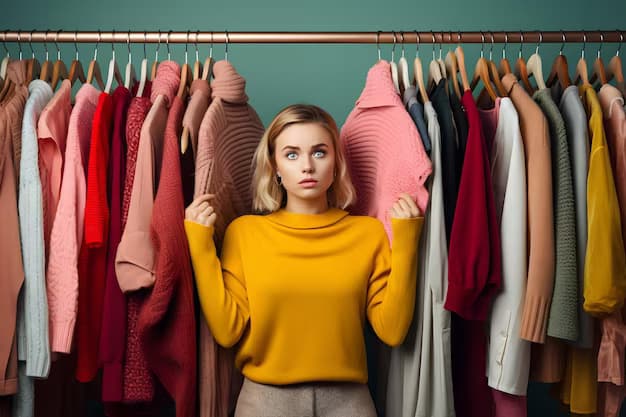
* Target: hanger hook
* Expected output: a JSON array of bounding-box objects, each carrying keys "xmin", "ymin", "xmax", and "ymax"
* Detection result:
[
  {"xmin": 74, "ymin": 31, "xmax": 79, "ymax": 61},
  {"xmin": 17, "ymin": 31, "xmax": 23, "ymax": 60},
  {"xmin": 111, "ymin": 29, "xmax": 116, "ymax": 61},
  {"xmin": 597, "ymin": 31, "xmax": 603, "ymax": 59},
  {"xmin": 617, "ymin": 30, "xmax": 623, "ymax": 57},
  {"xmin": 28, "ymin": 29, "xmax": 36, "ymax": 59},
  {"xmin": 489, "ymin": 31, "xmax": 494, "ymax": 61},
  {"xmin": 154, "ymin": 29, "xmax": 161, "ymax": 62},
  {"xmin": 431, "ymin": 31, "xmax": 436, "ymax": 61},
  {"xmin": 2, "ymin": 31, "xmax": 9, "ymax": 58},
  {"xmin": 376, "ymin": 31, "xmax": 381, "ymax": 61},
  {"xmin": 518, "ymin": 31, "xmax": 524, "ymax": 59},
  {"xmin": 94, "ymin": 30, "xmax": 100, "ymax": 61},
  {"xmin": 391, "ymin": 31, "xmax": 397, "ymax": 62},
  {"xmin": 457, "ymin": 30, "xmax": 462, "ymax": 45},
  {"xmin": 185, "ymin": 30, "xmax": 189, "ymax": 64},
  {"xmin": 414, "ymin": 30, "xmax": 420, "ymax": 58},
  {"xmin": 400, "ymin": 31, "xmax": 406, "ymax": 58},
  {"xmin": 143, "ymin": 31, "xmax": 147, "ymax": 60},
  {"xmin": 503, "ymin": 32, "xmax": 508, "ymax": 60},
  {"xmin": 166, "ymin": 30, "xmax": 171, "ymax": 60},
  {"xmin": 209, "ymin": 31, "xmax": 214, "ymax": 59},
  {"xmin": 55, "ymin": 29, "xmax": 62, "ymax": 61},
  {"xmin": 560, "ymin": 30, "xmax": 566, "ymax": 55},
  {"xmin": 535, "ymin": 31, "xmax": 542, "ymax": 55},
  {"xmin": 582, "ymin": 31, "xmax": 586, "ymax": 60},
  {"xmin": 225, "ymin": 30, "xmax": 229, "ymax": 62},
  {"xmin": 127, "ymin": 30, "xmax": 132, "ymax": 64},
  {"xmin": 480, "ymin": 31, "xmax": 484, "ymax": 59},
  {"xmin": 42, "ymin": 29, "xmax": 49, "ymax": 61},
  {"xmin": 438, "ymin": 32, "xmax": 442, "ymax": 59},
  {"xmin": 195, "ymin": 30, "xmax": 200, "ymax": 63}
]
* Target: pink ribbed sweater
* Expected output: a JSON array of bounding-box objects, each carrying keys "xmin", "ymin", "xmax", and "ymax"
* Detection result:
[
  {"xmin": 195, "ymin": 60, "xmax": 265, "ymax": 417},
  {"xmin": 340, "ymin": 60, "xmax": 432, "ymax": 240},
  {"xmin": 46, "ymin": 83, "xmax": 100, "ymax": 353}
]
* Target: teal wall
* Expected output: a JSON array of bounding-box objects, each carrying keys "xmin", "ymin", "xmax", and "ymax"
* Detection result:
[{"xmin": 2, "ymin": 0, "xmax": 626, "ymax": 416}]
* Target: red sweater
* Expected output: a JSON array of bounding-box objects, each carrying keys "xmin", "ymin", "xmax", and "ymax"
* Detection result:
[
  {"xmin": 445, "ymin": 91, "xmax": 502, "ymax": 320},
  {"xmin": 138, "ymin": 96, "xmax": 196, "ymax": 417},
  {"xmin": 76, "ymin": 92, "xmax": 113, "ymax": 382}
]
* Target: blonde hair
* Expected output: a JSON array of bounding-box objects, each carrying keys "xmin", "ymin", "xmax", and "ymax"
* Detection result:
[{"xmin": 252, "ymin": 104, "xmax": 356, "ymax": 212}]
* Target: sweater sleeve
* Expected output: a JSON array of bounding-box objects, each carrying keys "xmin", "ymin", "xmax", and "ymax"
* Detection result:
[
  {"xmin": 584, "ymin": 144, "xmax": 626, "ymax": 315},
  {"xmin": 184, "ymin": 219, "xmax": 249, "ymax": 348},
  {"xmin": 367, "ymin": 217, "xmax": 423, "ymax": 347}
]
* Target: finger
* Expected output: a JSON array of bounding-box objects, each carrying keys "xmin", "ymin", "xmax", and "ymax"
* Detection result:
[
  {"xmin": 189, "ymin": 193, "xmax": 215, "ymax": 209},
  {"xmin": 396, "ymin": 198, "xmax": 412, "ymax": 215},
  {"xmin": 390, "ymin": 205, "xmax": 400, "ymax": 219},
  {"xmin": 399, "ymin": 194, "xmax": 420, "ymax": 217},
  {"xmin": 207, "ymin": 212, "xmax": 217, "ymax": 226}
]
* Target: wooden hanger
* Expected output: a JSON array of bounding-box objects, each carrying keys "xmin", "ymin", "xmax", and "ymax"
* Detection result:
[
  {"xmin": 574, "ymin": 33, "xmax": 590, "ymax": 86},
  {"xmin": 23, "ymin": 31, "xmax": 41, "ymax": 84},
  {"xmin": 526, "ymin": 33, "xmax": 547, "ymax": 91},
  {"xmin": 124, "ymin": 32, "xmax": 137, "ymax": 90},
  {"xmin": 486, "ymin": 32, "xmax": 507, "ymax": 96},
  {"xmin": 49, "ymin": 31, "xmax": 69, "ymax": 90},
  {"xmin": 68, "ymin": 34, "xmax": 86, "ymax": 87},
  {"xmin": 412, "ymin": 31, "xmax": 429, "ymax": 103},
  {"xmin": 514, "ymin": 32, "xmax": 533, "ymax": 94},
  {"xmin": 397, "ymin": 33, "xmax": 411, "ymax": 96},
  {"xmin": 177, "ymin": 32, "xmax": 193, "ymax": 100},
  {"xmin": 427, "ymin": 32, "xmax": 443, "ymax": 91},
  {"xmin": 547, "ymin": 31, "xmax": 572, "ymax": 90},
  {"xmin": 454, "ymin": 45, "xmax": 470, "ymax": 92},
  {"xmin": 607, "ymin": 31, "xmax": 624, "ymax": 96},
  {"xmin": 499, "ymin": 34, "xmax": 512, "ymax": 76},
  {"xmin": 589, "ymin": 33, "xmax": 608, "ymax": 86},
  {"xmin": 193, "ymin": 31, "xmax": 203, "ymax": 80},
  {"xmin": 0, "ymin": 31, "xmax": 10, "ymax": 81},
  {"xmin": 86, "ymin": 33, "xmax": 105, "ymax": 90},
  {"xmin": 444, "ymin": 32, "xmax": 462, "ymax": 100},
  {"xmin": 470, "ymin": 34, "xmax": 498, "ymax": 102},
  {"xmin": 39, "ymin": 31, "xmax": 53, "ymax": 83},
  {"xmin": 104, "ymin": 31, "xmax": 124, "ymax": 94}
]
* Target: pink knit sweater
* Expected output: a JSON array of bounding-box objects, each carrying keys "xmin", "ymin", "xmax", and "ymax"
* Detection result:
[
  {"xmin": 46, "ymin": 83, "xmax": 100, "ymax": 353},
  {"xmin": 340, "ymin": 60, "xmax": 432, "ymax": 240}
]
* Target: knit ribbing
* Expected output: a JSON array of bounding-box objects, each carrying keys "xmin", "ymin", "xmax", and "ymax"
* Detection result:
[
  {"xmin": 195, "ymin": 61, "xmax": 264, "ymax": 417},
  {"xmin": 341, "ymin": 60, "xmax": 432, "ymax": 241},
  {"xmin": 533, "ymin": 89, "xmax": 579, "ymax": 342},
  {"xmin": 17, "ymin": 80, "xmax": 53, "ymax": 379},
  {"xmin": 151, "ymin": 61, "xmax": 180, "ymax": 106}
]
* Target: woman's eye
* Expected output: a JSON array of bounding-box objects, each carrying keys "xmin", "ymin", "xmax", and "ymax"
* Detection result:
[
  {"xmin": 313, "ymin": 150, "xmax": 326, "ymax": 158},
  {"xmin": 286, "ymin": 152, "xmax": 297, "ymax": 160}
]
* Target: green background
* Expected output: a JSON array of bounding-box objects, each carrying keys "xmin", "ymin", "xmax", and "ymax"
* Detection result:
[{"xmin": 2, "ymin": 0, "xmax": 625, "ymax": 415}]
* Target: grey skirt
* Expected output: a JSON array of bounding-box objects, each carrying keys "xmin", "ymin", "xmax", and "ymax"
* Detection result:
[{"xmin": 234, "ymin": 378, "xmax": 377, "ymax": 417}]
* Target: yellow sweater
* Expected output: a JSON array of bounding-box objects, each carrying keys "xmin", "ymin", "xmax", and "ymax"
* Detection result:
[{"xmin": 184, "ymin": 208, "xmax": 422, "ymax": 385}]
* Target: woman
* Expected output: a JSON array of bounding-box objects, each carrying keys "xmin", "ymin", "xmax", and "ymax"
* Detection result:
[{"xmin": 184, "ymin": 104, "xmax": 424, "ymax": 416}]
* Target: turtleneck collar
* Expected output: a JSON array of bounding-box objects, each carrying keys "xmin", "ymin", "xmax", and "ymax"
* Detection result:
[
  {"xmin": 211, "ymin": 60, "xmax": 248, "ymax": 104},
  {"xmin": 355, "ymin": 60, "xmax": 403, "ymax": 109},
  {"xmin": 265, "ymin": 207, "xmax": 349, "ymax": 229}
]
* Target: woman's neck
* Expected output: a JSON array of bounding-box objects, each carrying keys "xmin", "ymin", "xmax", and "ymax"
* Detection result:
[{"xmin": 284, "ymin": 198, "xmax": 329, "ymax": 214}]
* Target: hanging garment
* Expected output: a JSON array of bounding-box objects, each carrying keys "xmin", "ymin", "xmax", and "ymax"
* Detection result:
[
  {"xmin": 37, "ymin": 79, "xmax": 71, "ymax": 257},
  {"xmin": 533, "ymin": 88, "xmax": 579, "ymax": 342},
  {"xmin": 403, "ymin": 85, "xmax": 431, "ymax": 154},
  {"xmin": 194, "ymin": 60, "xmax": 265, "ymax": 417},
  {"xmin": 449, "ymin": 84, "xmax": 468, "ymax": 162},
  {"xmin": 185, "ymin": 209, "xmax": 423, "ymax": 381},
  {"xmin": 595, "ymin": 85, "xmax": 626, "ymax": 417},
  {"xmin": 46, "ymin": 83, "xmax": 99, "ymax": 354},
  {"xmin": 120, "ymin": 80, "xmax": 156, "ymax": 404},
  {"xmin": 0, "ymin": 60, "xmax": 28, "ymax": 399},
  {"xmin": 386, "ymin": 99, "xmax": 454, "ymax": 417},
  {"xmin": 340, "ymin": 60, "xmax": 432, "ymax": 238},
  {"xmin": 431, "ymin": 79, "xmax": 461, "ymax": 244},
  {"xmin": 553, "ymin": 84, "xmax": 593, "ymax": 349},
  {"xmin": 137, "ymin": 94, "xmax": 196, "ymax": 417},
  {"xmin": 14, "ymin": 78, "xmax": 54, "ymax": 417},
  {"xmin": 99, "ymin": 85, "xmax": 131, "ymax": 402},
  {"xmin": 446, "ymin": 90, "xmax": 500, "ymax": 417},
  {"xmin": 501, "ymin": 74, "xmax": 554, "ymax": 344},
  {"xmin": 180, "ymin": 79, "xmax": 210, "ymax": 206},
  {"xmin": 581, "ymin": 83, "xmax": 626, "ymax": 316},
  {"xmin": 478, "ymin": 98, "xmax": 530, "ymax": 402},
  {"xmin": 76, "ymin": 90, "xmax": 114, "ymax": 382},
  {"xmin": 0, "ymin": 98, "xmax": 24, "ymax": 397}
]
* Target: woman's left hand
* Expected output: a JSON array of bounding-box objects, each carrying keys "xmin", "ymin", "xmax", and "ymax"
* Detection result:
[{"xmin": 390, "ymin": 193, "xmax": 421, "ymax": 219}]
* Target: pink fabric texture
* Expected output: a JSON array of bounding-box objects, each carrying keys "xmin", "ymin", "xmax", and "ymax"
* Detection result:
[
  {"xmin": 37, "ymin": 79, "xmax": 71, "ymax": 254},
  {"xmin": 46, "ymin": 83, "xmax": 100, "ymax": 353},
  {"xmin": 492, "ymin": 390, "xmax": 526, "ymax": 417},
  {"xmin": 340, "ymin": 60, "xmax": 431, "ymax": 240}
]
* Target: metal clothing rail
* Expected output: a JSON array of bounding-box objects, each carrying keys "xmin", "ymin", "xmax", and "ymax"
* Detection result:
[{"xmin": 0, "ymin": 30, "xmax": 624, "ymax": 45}]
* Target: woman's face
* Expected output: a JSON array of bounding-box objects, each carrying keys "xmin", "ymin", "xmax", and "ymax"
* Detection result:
[{"xmin": 274, "ymin": 122, "xmax": 336, "ymax": 213}]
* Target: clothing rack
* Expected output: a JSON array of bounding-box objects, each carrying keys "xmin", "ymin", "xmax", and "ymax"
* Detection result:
[{"xmin": 0, "ymin": 30, "xmax": 624, "ymax": 45}]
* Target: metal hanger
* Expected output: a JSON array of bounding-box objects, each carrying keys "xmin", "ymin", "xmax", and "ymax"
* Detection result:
[
  {"xmin": 68, "ymin": 31, "xmax": 87, "ymax": 87},
  {"xmin": 86, "ymin": 30, "xmax": 105, "ymax": 90},
  {"xmin": 390, "ymin": 31, "xmax": 400, "ymax": 94},
  {"xmin": 413, "ymin": 30, "xmax": 429, "ymax": 103},
  {"xmin": 136, "ymin": 31, "xmax": 148, "ymax": 97}
]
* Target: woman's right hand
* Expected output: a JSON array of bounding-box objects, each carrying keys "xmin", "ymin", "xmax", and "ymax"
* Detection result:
[{"xmin": 185, "ymin": 194, "xmax": 217, "ymax": 227}]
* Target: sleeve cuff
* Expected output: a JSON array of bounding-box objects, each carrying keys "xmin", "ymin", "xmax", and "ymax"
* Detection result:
[
  {"xmin": 520, "ymin": 294, "xmax": 550, "ymax": 343},
  {"xmin": 115, "ymin": 231, "xmax": 155, "ymax": 293},
  {"xmin": 444, "ymin": 281, "xmax": 492, "ymax": 320},
  {"xmin": 50, "ymin": 318, "xmax": 76, "ymax": 354}
]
